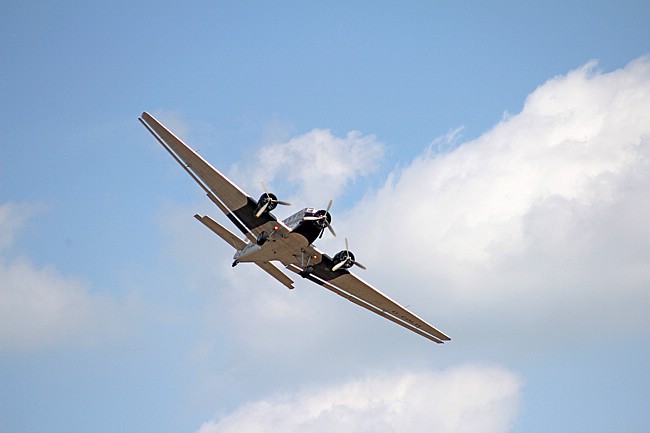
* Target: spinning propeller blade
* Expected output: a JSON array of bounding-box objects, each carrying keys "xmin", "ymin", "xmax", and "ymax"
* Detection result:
[
  {"xmin": 346, "ymin": 237, "xmax": 366, "ymax": 269},
  {"xmin": 331, "ymin": 259, "xmax": 346, "ymax": 272},
  {"xmin": 324, "ymin": 199, "xmax": 336, "ymax": 236},
  {"xmin": 325, "ymin": 221, "xmax": 336, "ymax": 237},
  {"xmin": 255, "ymin": 201, "xmax": 270, "ymax": 218}
]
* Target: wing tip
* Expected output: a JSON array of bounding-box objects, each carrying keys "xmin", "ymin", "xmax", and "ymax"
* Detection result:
[
  {"xmin": 139, "ymin": 111, "xmax": 155, "ymax": 125},
  {"xmin": 429, "ymin": 334, "xmax": 450, "ymax": 344}
]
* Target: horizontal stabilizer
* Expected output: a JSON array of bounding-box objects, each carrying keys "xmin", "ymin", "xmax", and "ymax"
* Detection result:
[
  {"xmin": 194, "ymin": 214, "xmax": 294, "ymax": 289},
  {"xmin": 256, "ymin": 261, "xmax": 295, "ymax": 290},
  {"xmin": 194, "ymin": 214, "xmax": 246, "ymax": 250}
]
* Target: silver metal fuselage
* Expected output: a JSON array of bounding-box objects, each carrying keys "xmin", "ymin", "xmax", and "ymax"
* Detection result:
[{"xmin": 233, "ymin": 208, "xmax": 322, "ymax": 267}]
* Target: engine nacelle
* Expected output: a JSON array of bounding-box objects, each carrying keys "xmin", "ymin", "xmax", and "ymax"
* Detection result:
[{"xmin": 332, "ymin": 250, "xmax": 355, "ymax": 270}]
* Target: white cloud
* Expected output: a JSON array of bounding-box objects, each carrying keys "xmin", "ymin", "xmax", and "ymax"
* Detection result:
[
  {"xmin": 231, "ymin": 128, "xmax": 384, "ymax": 206},
  {"xmin": 0, "ymin": 202, "xmax": 135, "ymax": 352},
  {"xmin": 195, "ymin": 365, "xmax": 521, "ymax": 433},
  {"xmin": 337, "ymin": 57, "xmax": 650, "ymax": 345},
  {"xmin": 0, "ymin": 202, "xmax": 37, "ymax": 251},
  {"xmin": 164, "ymin": 57, "xmax": 650, "ymax": 365},
  {"xmin": 158, "ymin": 58, "xmax": 650, "ymax": 414}
]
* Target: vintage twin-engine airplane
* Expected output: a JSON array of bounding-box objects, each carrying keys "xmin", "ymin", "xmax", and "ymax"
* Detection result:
[{"xmin": 139, "ymin": 112, "xmax": 450, "ymax": 344}]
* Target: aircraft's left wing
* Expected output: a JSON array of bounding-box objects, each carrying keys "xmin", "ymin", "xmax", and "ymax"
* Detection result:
[
  {"xmin": 139, "ymin": 112, "xmax": 280, "ymax": 241},
  {"xmin": 286, "ymin": 253, "xmax": 451, "ymax": 344}
]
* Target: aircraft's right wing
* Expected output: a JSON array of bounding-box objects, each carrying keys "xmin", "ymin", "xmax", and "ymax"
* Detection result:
[
  {"xmin": 139, "ymin": 112, "xmax": 281, "ymax": 242},
  {"xmin": 286, "ymin": 251, "xmax": 450, "ymax": 344}
]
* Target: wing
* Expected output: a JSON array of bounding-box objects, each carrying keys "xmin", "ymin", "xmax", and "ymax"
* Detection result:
[
  {"xmin": 139, "ymin": 112, "xmax": 280, "ymax": 241},
  {"xmin": 287, "ymin": 253, "xmax": 450, "ymax": 344}
]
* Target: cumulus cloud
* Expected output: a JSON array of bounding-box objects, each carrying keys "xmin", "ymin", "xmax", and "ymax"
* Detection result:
[
  {"xmin": 231, "ymin": 128, "xmax": 384, "ymax": 205},
  {"xmin": 191, "ymin": 57, "xmax": 650, "ymax": 356},
  {"xmin": 159, "ymin": 58, "xmax": 650, "ymax": 405},
  {"xmin": 335, "ymin": 57, "xmax": 650, "ymax": 345},
  {"xmin": 0, "ymin": 202, "xmax": 42, "ymax": 251},
  {"xmin": 195, "ymin": 365, "xmax": 521, "ymax": 433},
  {"xmin": 0, "ymin": 202, "xmax": 134, "ymax": 352}
]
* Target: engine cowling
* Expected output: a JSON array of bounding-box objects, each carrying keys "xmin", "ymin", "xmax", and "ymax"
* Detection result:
[
  {"xmin": 254, "ymin": 182, "xmax": 291, "ymax": 218},
  {"xmin": 332, "ymin": 249, "xmax": 355, "ymax": 271},
  {"xmin": 302, "ymin": 199, "xmax": 336, "ymax": 238},
  {"xmin": 312, "ymin": 209, "xmax": 332, "ymax": 229},
  {"xmin": 255, "ymin": 192, "xmax": 279, "ymax": 215},
  {"xmin": 331, "ymin": 238, "xmax": 366, "ymax": 272}
]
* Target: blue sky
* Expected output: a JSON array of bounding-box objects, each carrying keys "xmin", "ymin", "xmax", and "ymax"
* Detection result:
[{"xmin": 1, "ymin": 1, "xmax": 649, "ymax": 432}]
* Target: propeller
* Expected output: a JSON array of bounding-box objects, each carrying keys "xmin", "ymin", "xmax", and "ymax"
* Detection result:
[
  {"xmin": 255, "ymin": 180, "xmax": 291, "ymax": 217},
  {"xmin": 332, "ymin": 237, "xmax": 367, "ymax": 272},
  {"xmin": 303, "ymin": 198, "xmax": 336, "ymax": 237}
]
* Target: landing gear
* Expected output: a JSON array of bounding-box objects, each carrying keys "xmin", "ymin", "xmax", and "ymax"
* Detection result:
[
  {"xmin": 256, "ymin": 231, "xmax": 269, "ymax": 246},
  {"xmin": 296, "ymin": 249, "xmax": 316, "ymax": 277},
  {"xmin": 300, "ymin": 266, "xmax": 314, "ymax": 278}
]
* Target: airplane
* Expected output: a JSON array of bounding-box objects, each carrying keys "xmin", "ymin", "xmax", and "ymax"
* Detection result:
[{"xmin": 139, "ymin": 112, "xmax": 451, "ymax": 344}]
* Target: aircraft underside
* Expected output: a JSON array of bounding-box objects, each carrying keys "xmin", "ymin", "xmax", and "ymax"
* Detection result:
[{"xmin": 233, "ymin": 230, "xmax": 318, "ymax": 268}]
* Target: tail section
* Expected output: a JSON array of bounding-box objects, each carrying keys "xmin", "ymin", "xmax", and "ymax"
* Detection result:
[{"xmin": 194, "ymin": 214, "xmax": 295, "ymax": 289}]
